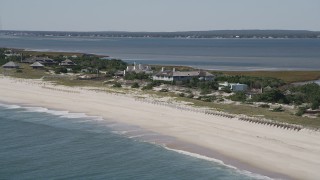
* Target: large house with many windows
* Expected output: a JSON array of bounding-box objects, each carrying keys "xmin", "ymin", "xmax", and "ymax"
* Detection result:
[{"xmin": 152, "ymin": 67, "xmax": 214, "ymax": 82}]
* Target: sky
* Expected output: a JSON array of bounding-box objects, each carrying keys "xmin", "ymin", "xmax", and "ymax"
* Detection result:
[{"xmin": 0, "ymin": 0, "xmax": 320, "ymax": 32}]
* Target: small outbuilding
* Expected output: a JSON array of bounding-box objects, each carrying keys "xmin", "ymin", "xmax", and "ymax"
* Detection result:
[
  {"xmin": 30, "ymin": 62, "xmax": 45, "ymax": 69},
  {"xmin": 2, "ymin": 61, "xmax": 19, "ymax": 69},
  {"xmin": 219, "ymin": 82, "xmax": 248, "ymax": 92}
]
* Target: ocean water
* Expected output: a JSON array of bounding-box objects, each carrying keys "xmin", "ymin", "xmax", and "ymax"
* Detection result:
[
  {"xmin": 0, "ymin": 36, "xmax": 320, "ymax": 70},
  {"xmin": 0, "ymin": 103, "xmax": 269, "ymax": 180}
]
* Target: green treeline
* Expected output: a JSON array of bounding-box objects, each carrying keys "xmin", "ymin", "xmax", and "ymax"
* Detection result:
[{"xmin": 215, "ymin": 75, "xmax": 285, "ymax": 88}]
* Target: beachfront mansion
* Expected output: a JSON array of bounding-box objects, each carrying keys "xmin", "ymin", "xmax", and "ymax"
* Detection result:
[{"xmin": 152, "ymin": 67, "xmax": 215, "ymax": 82}]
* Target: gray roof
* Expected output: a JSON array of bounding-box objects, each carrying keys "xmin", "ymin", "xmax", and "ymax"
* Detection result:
[
  {"xmin": 30, "ymin": 62, "xmax": 44, "ymax": 67},
  {"xmin": 60, "ymin": 59, "xmax": 76, "ymax": 66},
  {"xmin": 155, "ymin": 70, "xmax": 214, "ymax": 77},
  {"xmin": 2, "ymin": 61, "xmax": 19, "ymax": 68},
  {"xmin": 22, "ymin": 57, "xmax": 56, "ymax": 64},
  {"xmin": 62, "ymin": 59, "xmax": 73, "ymax": 63}
]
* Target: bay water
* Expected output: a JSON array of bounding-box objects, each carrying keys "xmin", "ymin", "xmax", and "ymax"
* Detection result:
[{"xmin": 0, "ymin": 36, "xmax": 320, "ymax": 71}]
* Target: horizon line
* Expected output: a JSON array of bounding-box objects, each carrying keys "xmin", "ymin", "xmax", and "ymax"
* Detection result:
[{"xmin": 0, "ymin": 29, "xmax": 319, "ymax": 33}]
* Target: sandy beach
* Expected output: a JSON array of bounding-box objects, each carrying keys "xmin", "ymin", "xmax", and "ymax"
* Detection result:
[{"xmin": 1, "ymin": 76, "xmax": 320, "ymax": 180}]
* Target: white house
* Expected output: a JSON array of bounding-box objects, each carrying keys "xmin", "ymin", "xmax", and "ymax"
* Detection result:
[
  {"xmin": 219, "ymin": 82, "xmax": 248, "ymax": 92},
  {"xmin": 126, "ymin": 62, "xmax": 153, "ymax": 74}
]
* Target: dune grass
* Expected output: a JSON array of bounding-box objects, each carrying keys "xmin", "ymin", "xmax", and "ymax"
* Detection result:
[
  {"xmin": 1, "ymin": 64, "xmax": 47, "ymax": 79},
  {"xmin": 176, "ymin": 97, "xmax": 320, "ymax": 128}
]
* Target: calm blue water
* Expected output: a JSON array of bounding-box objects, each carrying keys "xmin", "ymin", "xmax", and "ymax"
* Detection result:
[
  {"xmin": 0, "ymin": 104, "xmax": 266, "ymax": 180},
  {"xmin": 1, "ymin": 36, "xmax": 320, "ymax": 70}
]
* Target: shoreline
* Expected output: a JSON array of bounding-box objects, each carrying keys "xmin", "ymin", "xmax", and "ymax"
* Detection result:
[
  {"xmin": 1, "ymin": 76, "xmax": 320, "ymax": 179},
  {"xmin": 0, "ymin": 100, "xmax": 287, "ymax": 180}
]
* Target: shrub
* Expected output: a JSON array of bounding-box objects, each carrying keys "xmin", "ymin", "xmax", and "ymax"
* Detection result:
[
  {"xmin": 16, "ymin": 69, "xmax": 23, "ymax": 73},
  {"xmin": 113, "ymin": 82, "xmax": 122, "ymax": 88},
  {"xmin": 259, "ymin": 104, "xmax": 270, "ymax": 108},
  {"xmin": 159, "ymin": 89, "xmax": 169, "ymax": 92},
  {"xmin": 55, "ymin": 67, "xmax": 68, "ymax": 74},
  {"xmin": 200, "ymin": 88, "xmax": 211, "ymax": 95},
  {"xmin": 253, "ymin": 89, "xmax": 288, "ymax": 104},
  {"xmin": 179, "ymin": 93, "xmax": 185, "ymax": 97},
  {"xmin": 124, "ymin": 72, "xmax": 150, "ymax": 80},
  {"xmin": 186, "ymin": 94, "xmax": 194, "ymax": 98},
  {"xmin": 142, "ymin": 84, "xmax": 153, "ymax": 90},
  {"xmin": 229, "ymin": 92, "xmax": 246, "ymax": 102},
  {"xmin": 220, "ymin": 87, "xmax": 231, "ymax": 93},
  {"xmin": 200, "ymin": 95, "xmax": 216, "ymax": 102},
  {"xmin": 217, "ymin": 98, "xmax": 225, "ymax": 102},
  {"xmin": 131, "ymin": 82, "xmax": 140, "ymax": 88},
  {"xmin": 296, "ymin": 106, "xmax": 307, "ymax": 116},
  {"xmin": 272, "ymin": 106, "xmax": 284, "ymax": 112}
]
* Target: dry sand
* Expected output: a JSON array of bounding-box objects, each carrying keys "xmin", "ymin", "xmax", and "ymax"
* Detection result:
[{"xmin": 1, "ymin": 76, "xmax": 320, "ymax": 180}]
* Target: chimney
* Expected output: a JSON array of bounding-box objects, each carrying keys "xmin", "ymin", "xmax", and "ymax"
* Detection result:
[
  {"xmin": 161, "ymin": 67, "xmax": 164, "ymax": 72},
  {"xmin": 124, "ymin": 70, "xmax": 126, "ymax": 76},
  {"xmin": 173, "ymin": 68, "xmax": 176, "ymax": 72}
]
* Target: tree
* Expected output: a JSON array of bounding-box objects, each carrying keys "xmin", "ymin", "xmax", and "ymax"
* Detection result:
[
  {"xmin": 253, "ymin": 89, "xmax": 288, "ymax": 104},
  {"xmin": 311, "ymin": 100, "xmax": 320, "ymax": 110}
]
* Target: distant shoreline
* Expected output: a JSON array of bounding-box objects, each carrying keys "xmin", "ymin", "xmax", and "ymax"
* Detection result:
[{"xmin": 1, "ymin": 29, "xmax": 320, "ymax": 39}]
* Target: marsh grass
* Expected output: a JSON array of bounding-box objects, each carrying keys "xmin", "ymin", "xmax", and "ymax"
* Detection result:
[{"xmin": 218, "ymin": 71, "xmax": 320, "ymax": 83}]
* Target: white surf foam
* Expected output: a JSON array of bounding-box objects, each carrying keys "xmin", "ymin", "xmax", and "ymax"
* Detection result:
[
  {"xmin": 0, "ymin": 103, "xmax": 21, "ymax": 109},
  {"xmin": 165, "ymin": 147, "xmax": 277, "ymax": 180},
  {"xmin": 14, "ymin": 106, "xmax": 104, "ymax": 121}
]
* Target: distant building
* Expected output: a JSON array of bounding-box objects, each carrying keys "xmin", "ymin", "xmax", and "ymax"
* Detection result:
[
  {"xmin": 4, "ymin": 49, "xmax": 20, "ymax": 58},
  {"xmin": 219, "ymin": 82, "xmax": 248, "ymax": 92},
  {"xmin": 153, "ymin": 67, "xmax": 214, "ymax": 82},
  {"xmin": 22, "ymin": 57, "xmax": 57, "ymax": 65},
  {"xmin": 115, "ymin": 70, "xmax": 126, "ymax": 77},
  {"xmin": 126, "ymin": 62, "xmax": 153, "ymax": 74},
  {"xmin": 30, "ymin": 62, "xmax": 45, "ymax": 69},
  {"xmin": 59, "ymin": 59, "xmax": 77, "ymax": 66},
  {"xmin": 2, "ymin": 61, "xmax": 19, "ymax": 69}
]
